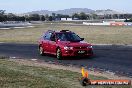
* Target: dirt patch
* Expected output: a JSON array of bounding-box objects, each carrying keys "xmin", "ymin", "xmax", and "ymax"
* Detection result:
[{"xmin": 9, "ymin": 58, "xmax": 132, "ymax": 81}]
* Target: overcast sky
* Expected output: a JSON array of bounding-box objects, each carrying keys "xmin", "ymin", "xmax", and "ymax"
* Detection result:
[{"xmin": 0, "ymin": 0, "xmax": 131, "ymax": 13}]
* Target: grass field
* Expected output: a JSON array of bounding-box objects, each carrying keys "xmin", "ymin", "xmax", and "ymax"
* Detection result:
[
  {"xmin": 0, "ymin": 59, "xmax": 103, "ymax": 88},
  {"xmin": 0, "ymin": 23, "xmax": 132, "ymax": 44},
  {"xmin": 1, "ymin": 58, "xmax": 131, "ymax": 88}
]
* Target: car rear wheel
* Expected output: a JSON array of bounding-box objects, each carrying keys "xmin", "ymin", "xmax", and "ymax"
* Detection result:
[
  {"xmin": 56, "ymin": 48, "xmax": 62, "ymax": 60},
  {"xmin": 39, "ymin": 46, "xmax": 45, "ymax": 56}
]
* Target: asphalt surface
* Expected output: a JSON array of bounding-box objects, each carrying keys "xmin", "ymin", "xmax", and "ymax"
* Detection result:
[{"xmin": 0, "ymin": 43, "xmax": 132, "ymax": 77}]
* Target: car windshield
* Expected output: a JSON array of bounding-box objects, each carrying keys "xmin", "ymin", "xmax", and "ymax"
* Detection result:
[{"xmin": 56, "ymin": 33, "xmax": 82, "ymax": 42}]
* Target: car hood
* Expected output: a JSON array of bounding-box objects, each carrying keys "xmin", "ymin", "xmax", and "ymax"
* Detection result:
[{"xmin": 58, "ymin": 41, "xmax": 92, "ymax": 47}]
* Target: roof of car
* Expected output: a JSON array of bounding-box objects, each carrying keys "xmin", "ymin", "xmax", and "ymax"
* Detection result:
[{"xmin": 47, "ymin": 30, "xmax": 73, "ymax": 33}]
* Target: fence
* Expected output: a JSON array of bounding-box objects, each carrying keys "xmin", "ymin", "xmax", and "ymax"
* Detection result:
[{"xmin": 83, "ymin": 22, "xmax": 132, "ymax": 26}]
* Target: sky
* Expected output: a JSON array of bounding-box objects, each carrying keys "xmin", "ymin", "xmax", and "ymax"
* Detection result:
[{"xmin": 0, "ymin": 0, "xmax": 131, "ymax": 13}]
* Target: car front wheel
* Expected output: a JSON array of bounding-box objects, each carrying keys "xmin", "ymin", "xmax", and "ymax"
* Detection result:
[
  {"xmin": 39, "ymin": 46, "xmax": 45, "ymax": 56},
  {"xmin": 56, "ymin": 48, "xmax": 62, "ymax": 60}
]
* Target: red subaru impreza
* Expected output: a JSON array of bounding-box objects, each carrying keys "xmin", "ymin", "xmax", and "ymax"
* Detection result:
[{"xmin": 38, "ymin": 30, "xmax": 93, "ymax": 59}]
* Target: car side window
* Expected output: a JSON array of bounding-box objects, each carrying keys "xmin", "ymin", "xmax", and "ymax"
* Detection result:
[
  {"xmin": 50, "ymin": 33, "xmax": 56, "ymax": 41},
  {"xmin": 44, "ymin": 32, "xmax": 52, "ymax": 40}
]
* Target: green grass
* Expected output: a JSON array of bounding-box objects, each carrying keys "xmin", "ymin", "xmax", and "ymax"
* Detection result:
[
  {"xmin": 0, "ymin": 59, "xmax": 131, "ymax": 88},
  {"xmin": 0, "ymin": 23, "xmax": 132, "ymax": 44},
  {"xmin": 0, "ymin": 59, "xmax": 103, "ymax": 88}
]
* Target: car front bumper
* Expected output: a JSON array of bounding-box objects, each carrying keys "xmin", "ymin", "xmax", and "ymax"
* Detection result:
[{"xmin": 61, "ymin": 48, "xmax": 93, "ymax": 57}]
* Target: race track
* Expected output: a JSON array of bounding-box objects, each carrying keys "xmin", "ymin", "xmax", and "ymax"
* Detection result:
[{"xmin": 0, "ymin": 43, "xmax": 132, "ymax": 77}]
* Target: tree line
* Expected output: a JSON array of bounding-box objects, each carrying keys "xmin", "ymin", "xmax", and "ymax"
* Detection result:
[{"xmin": 0, "ymin": 10, "xmax": 132, "ymax": 22}]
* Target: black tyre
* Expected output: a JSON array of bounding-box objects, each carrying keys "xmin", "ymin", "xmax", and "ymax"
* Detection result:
[
  {"xmin": 80, "ymin": 78, "xmax": 91, "ymax": 86},
  {"xmin": 56, "ymin": 48, "xmax": 62, "ymax": 60},
  {"xmin": 39, "ymin": 46, "xmax": 45, "ymax": 56}
]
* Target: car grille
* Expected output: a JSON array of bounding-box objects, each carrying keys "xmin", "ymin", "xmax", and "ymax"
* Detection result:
[{"xmin": 74, "ymin": 46, "xmax": 87, "ymax": 49}]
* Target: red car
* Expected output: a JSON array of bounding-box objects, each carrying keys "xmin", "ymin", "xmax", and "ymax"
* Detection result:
[{"xmin": 38, "ymin": 30, "xmax": 93, "ymax": 59}]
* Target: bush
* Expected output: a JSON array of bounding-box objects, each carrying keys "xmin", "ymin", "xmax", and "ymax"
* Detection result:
[{"xmin": 125, "ymin": 18, "xmax": 132, "ymax": 22}]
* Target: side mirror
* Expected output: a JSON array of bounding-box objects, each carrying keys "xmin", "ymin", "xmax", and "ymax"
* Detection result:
[
  {"xmin": 81, "ymin": 38, "xmax": 84, "ymax": 41},
  {"xmin": 50, "ymin": 37, "xmax": 55, "ymax": 41}
]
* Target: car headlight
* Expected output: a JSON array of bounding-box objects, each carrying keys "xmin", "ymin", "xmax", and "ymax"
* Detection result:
[
  {"xmin": 64, "ymin": 46, "xmax": 73, "ymax": 50},
  {"xmin": 87, "ymin": 46, "xmax": 93, "ymax": 48}
]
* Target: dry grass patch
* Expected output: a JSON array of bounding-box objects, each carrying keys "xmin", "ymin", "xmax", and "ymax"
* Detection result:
[{"xmin": 0, "ymin": 23, "xmax": 132, "ymax": 44}]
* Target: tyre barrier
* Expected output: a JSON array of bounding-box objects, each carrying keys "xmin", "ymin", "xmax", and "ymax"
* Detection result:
[
  {"xmin": 125, "ymin": 23, "xmax": 132, "ymax": 26},
  {"xmin": 110, "ymin": 22, "xmax": 125, "ymax": 26},
  {"xmin": 83, "ymin": 22, "xmax": 110, "ymax": 26},
  {"xmin": 83, "ymin": 22, "xmax": 132, "ymax": 26}
]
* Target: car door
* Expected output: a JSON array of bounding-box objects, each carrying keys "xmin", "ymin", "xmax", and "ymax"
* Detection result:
[
  {"xmin": 49, "ymin": 33, "xmax": 57, "ymax": 54},
  {"xmin": 42, "ymin": 32, "xmax": 52, "ymax": 53}
]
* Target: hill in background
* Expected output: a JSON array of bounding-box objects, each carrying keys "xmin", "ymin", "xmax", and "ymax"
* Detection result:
[{"xmin": 24, "ymin": 8, "xmax": 124, "ymax": 15}]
